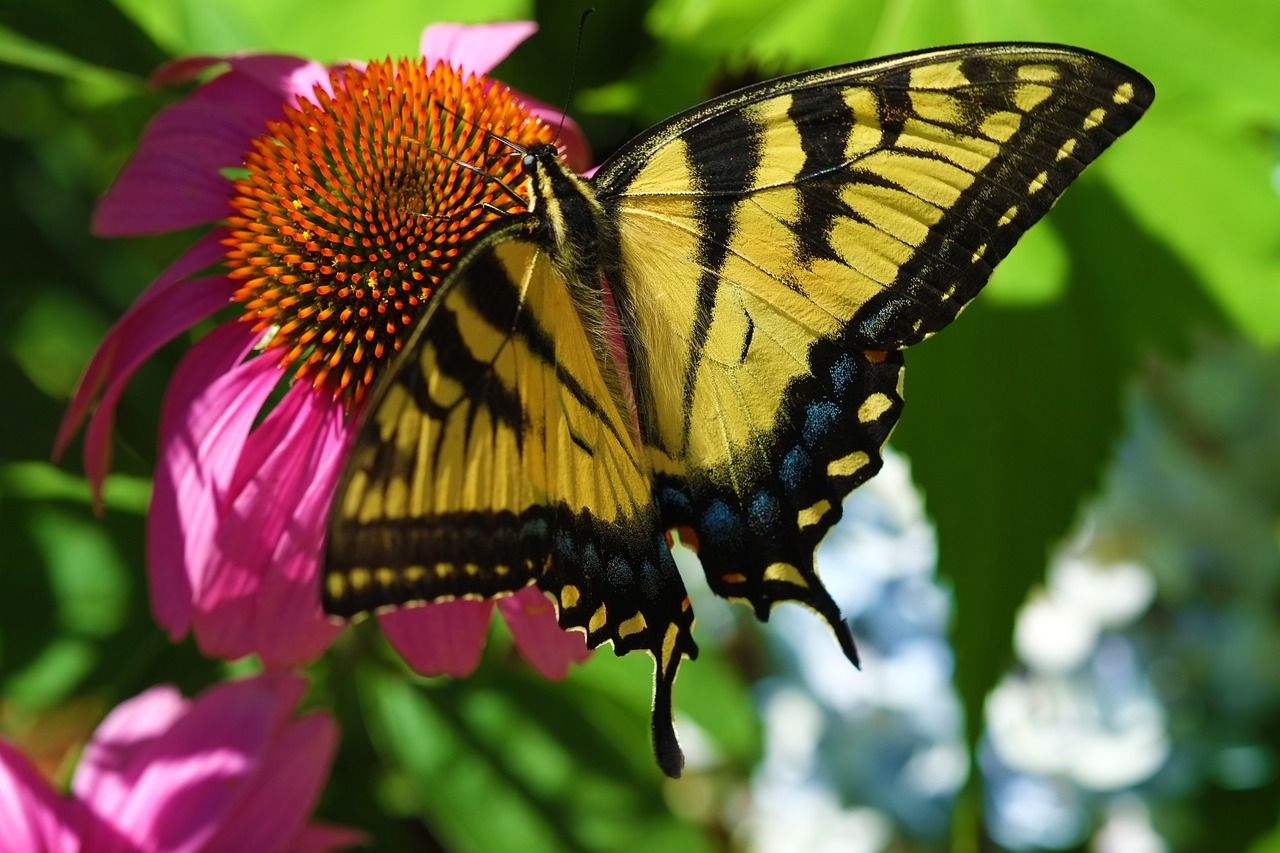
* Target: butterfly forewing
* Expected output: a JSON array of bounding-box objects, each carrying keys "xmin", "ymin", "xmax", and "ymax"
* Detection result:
[{"xmin": 592, "ymin": 44, "xmax": 1153, "ymax": 654}]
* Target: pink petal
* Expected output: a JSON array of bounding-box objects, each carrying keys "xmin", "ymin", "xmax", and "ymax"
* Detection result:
[
  {"xmin": 93, "ymin": 56, "xmax": 326, "ymax": 237},
  {"xmin": 420, "ymin": 21, "xmax": 537, "ymax": 76},
  {"xmin": 224, "ymin": 54, "xmax": 335, "ymax": 106},
  {"xmin": 498, "ymin": 586, "xmax": 590, "ymax": 680},
  {"xmin": 201, "ymin": 713, "xmax": 345, "ymax": 852},
  {"xmin": 79, "ymin": 675, "xmax": 308, "ymax": 853},
  {"xmin": 149, "ymin": 55, "xmax": 228, "ymax": 86},
  {"xmin": 81, "ymin": 276, "xmax": 235, "ymax": 510},
  {"xmin": 0, "ymin": 740, "xmax": 79, "ymax": 853},
  {"xmin": 55, "ymin": 230, "xmax": 229, "ymax": 467},
  {"xmin": 380, "ymin": 600, "xmax": 495, "ymax": 677},
  {"xmin": 196, "ymin": 381, "xmax": 345, "ymax": 667},
  {"xmin": 71, "ymin": 685, "xmax": 188, "ymax": 818},
  {"xmin": 147, "ymin": 322, "xmax": 276, "ymax": 639}
]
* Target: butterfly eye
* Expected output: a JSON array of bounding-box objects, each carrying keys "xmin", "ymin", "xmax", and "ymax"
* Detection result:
[{"xmin": 522, "ymin": 153, "xmax": 536, "ymax": 169}]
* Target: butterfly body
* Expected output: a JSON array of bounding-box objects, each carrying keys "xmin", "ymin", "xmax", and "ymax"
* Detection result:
[{"xmin": 324, "ymin": 43, "xmax": 1153, "ymax": 777}]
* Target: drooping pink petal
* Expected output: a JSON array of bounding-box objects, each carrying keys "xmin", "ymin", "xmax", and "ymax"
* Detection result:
[
  {"xmin": 499, "ymin": 587, "xmax": 590, "ymax": 680},
  {"xmin": 380, "ymin": 600, "xmax": 495, "ymax": 678},
  {"xmin": 193, "ymin": 381, "xmax": 345, "ymax": 667},
  {"xmin": 0, "ymin": 741, "xmax": 80, "ymax": 853},
  {"xmin": 420, "ymin": 21, "xmax": 537, "ymax": 76},
  {"xmin": 200, "ymin": 712, "xmax": 342, "ymax": 851},
  {"xmin": 82, "ymin": 277, "xmax": 235, "ymax": 510},
  {"xmin": 148, "ymin": 55, "xmax": 226, "ymax": 87},
  {"xmin": 71, "ymin": 676, "xmax": 360, "ymax": 853},
  {"xmin": 93, "ymin": 56, "xmax": 327, "ymax": 236},
  {"xmin": 77, "ymin": 675, "xmax": 309, "ymax": 853},
  {"xmin": 71, "ymin": 685, "xmax": 188, "ymax": 823},
  {"xmin": 55, "ymin": 229, "xmax": 229, "ymax": 466},
  {"xmin": 147, "ymin": 322, "xmax": 276, "ymax": 639}
]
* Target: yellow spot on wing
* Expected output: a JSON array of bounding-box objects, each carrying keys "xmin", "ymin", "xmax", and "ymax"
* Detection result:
[
  {"xmin": 1113, "ymin": 82, "xmax": 1135, "ymax": 105},
  {"xmin": 998, "ymin": 205, "xmax": 1018, "ymax": 227},
  {"xmin": 618, "ymin": 612, "xmax": 647, "ymax": 639},
  {"xmin": 661, "ymin": 622, "xmax": 679, "ymax": 673},
  {"xmin": 910, "ymin": 91, "xmax": 962, "ymax": 126},
  {"xmin": 1016, "ymin": 64, "xmax": 1060, "ymax": 83},
  {"xmin": 909, "ymin": 60, "xmax": 968, "ymax": 90},
  {"xmin": 376, "ymin": 568, "xmax": 396, "ymax": 588},
  {"xmin": 589, "ymin": 604, "xmax": 608, "ymax": 634},
  {"xmin": 1083, "ymin": 107, "xmax": 1106, "ymax": 130},
  {"xmin": 326, "ymin": 574, "xmax": 347, "ymax": 600},
  {"xmin": 1056, "ymin": 138, "xmax": 1078, "ymax": 162},
  {"xmin": 1028, "ymin": 171, "xmax": 1049, "ymax": 194},
  {"xmin": 979, "ymin": 111, "xmax": 1022, "ymax": 142},
  {"xmin": 858, "ymin": 392, "xmax": 894, "ymax": 423},
  {"xmin": 828, "ymin": 450, "xmax": 870, "ymax": 477},
  {"xmin": 349, "ymin": 568, "xmax": 371, "ymax": 591},
  {"xmin": 403, "ymin": 566, "xmax": 426, "ymax": 584},
  {"xmin": 798, "ymin": 499, "xmax": 832, "ymax": 529},
  {"xmin": 971, "ymin": 243, "xmax": 989, "ymax": 263},
  {"xmin": 764, "ymin": 562, "xmax": 809, "ymax": 588},
  {"xmin": 1013, "ymin": 83, "xmax": 1053, "ymax": 113}
]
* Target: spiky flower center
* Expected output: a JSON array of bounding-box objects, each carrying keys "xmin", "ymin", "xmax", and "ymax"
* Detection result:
[{"xmin": 225, "ymin": 58, "xmax": 556, "ymax": 404}]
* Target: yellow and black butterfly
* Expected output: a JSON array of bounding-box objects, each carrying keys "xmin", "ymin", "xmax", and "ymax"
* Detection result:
[{"xmin": 323, "ymin": 43, "xmax": 1153, "ymax": 777}]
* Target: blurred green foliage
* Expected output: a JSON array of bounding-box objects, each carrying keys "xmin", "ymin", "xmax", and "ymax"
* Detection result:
[{"xmin": 1, "ymin": 0, "xmax": 1277, "ymax": 850}]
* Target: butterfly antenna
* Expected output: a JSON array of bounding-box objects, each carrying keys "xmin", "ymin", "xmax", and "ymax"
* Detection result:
[
  {"xmin": 400, "ymin": 138, "xmax": 527, "ymax": 219},
  {"xmin": 553, "ymin": 8, "xmax": 595, "ymax": 145}
]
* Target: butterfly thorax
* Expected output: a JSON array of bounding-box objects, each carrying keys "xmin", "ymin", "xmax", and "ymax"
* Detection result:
[{"xmin": 523, "ymin": 144, "xmax": 615, "ymax": 290}]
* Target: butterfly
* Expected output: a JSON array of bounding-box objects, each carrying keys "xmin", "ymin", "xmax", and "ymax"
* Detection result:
[{"xmin": 322, "ymin": 43, "xmax": 1153, "ymax": 777}]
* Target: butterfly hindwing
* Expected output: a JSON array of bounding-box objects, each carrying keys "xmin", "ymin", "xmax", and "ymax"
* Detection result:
[
  {"xmin": 324, "ymin": 220, "xmax": 698, "ymax": 774},
  {"xmin": 592, "ymin": 45, "xmax": 1153, "ymax": 650}
]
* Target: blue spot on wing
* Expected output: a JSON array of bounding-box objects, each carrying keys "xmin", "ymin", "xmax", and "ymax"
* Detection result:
[
  {"xmin": 639, "ymin": 556, "xmax": 662, "ymax": 598},
  {"xmin": 781, "ymin": 446, "xmax": 812, "ymax": 490},
  {"xmin": 660, "ymin": 486, "xmax": 692, "ymax": 518},
  {"xmin": 607, "ymin": 556, "xmax": 630, "ymax": 589},
  {"xmin": 581, "ymin": 542, "xmax": 601, "ymax": 575},
  {"xmin": 701, "ymin": 500, "xmax": 742, "ymax": 547},
  {"xmin": 830, "ymin": 353, "xmax": 857, "ymax": 395},
  {"xmin": 803, "ymin": 400, "xmax": 840, "ymax": 447},
  {"xmin": 554, "ymin": 530, "xmax": 575, "ymax": 562},
  {"xmin": 749, "ymin": 492, "xmax": 780, "ymax": 536}
]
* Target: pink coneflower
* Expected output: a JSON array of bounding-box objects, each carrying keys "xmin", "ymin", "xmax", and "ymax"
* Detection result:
[
  {"xmin": 56, "ymin": 22, "xmax": 590, "ymax": 679},
  {"xmin": 0, "ymin": 674, "xmax": 363, "ymax": 852}
]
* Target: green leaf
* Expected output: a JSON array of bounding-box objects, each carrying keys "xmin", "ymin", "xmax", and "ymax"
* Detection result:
[
  {"xmin": 360, "ymin": 661, "xmax": 717, "ymax": 853},
  {"xmin": 2, "ymin": 462, "xmax": 150, "ymax": 515},
  {"xmin": 0, "ymin": 24, "xmax": 140, "ymax": 94},
  {"xmin": 984, "ymin": 220, "xmax": 1069, "ymax": 306}
]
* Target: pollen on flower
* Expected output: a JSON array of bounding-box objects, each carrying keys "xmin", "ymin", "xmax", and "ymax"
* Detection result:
[{"xmin": 224, "ymin": 58, "xmax": 558, "ymax": 405}]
